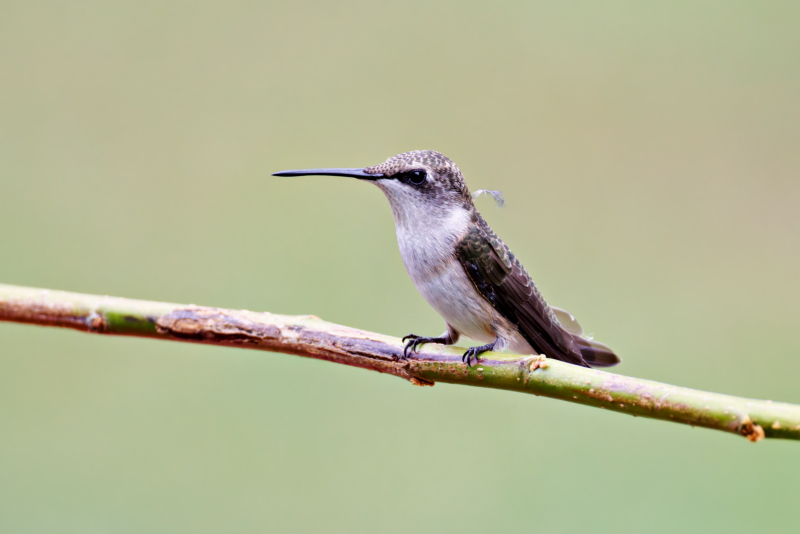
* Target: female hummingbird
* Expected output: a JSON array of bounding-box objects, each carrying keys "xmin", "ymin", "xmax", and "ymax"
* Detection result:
[{"xmin": 274, "ymin": 150, "xmax": 619, "ymax": 368}]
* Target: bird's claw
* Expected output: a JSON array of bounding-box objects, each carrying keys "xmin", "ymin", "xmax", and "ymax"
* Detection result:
[
  {"xmin": 402, "ymin": 334, "xmax": 423, "ymax": 358},
  {"xmin": 402, "ymin": 334, "xmax": 447, "ymax": 358},
  {"xmin": 462, "ymin": 347, "xmax": 480, "ymax": 367},
  {"xmin": 462, "ymin": 339, "xmax": 498, "ymax": 366}
]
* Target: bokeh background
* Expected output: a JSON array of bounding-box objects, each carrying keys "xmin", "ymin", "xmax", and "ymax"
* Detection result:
[{"xmin": 1, "ymin": 1, "xmax": 799, "ymax": 532}]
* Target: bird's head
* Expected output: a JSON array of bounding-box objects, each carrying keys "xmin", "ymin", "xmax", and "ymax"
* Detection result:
[{"xmin": 273, "ymin": 150, "xmax": 474, "ymax": 226}]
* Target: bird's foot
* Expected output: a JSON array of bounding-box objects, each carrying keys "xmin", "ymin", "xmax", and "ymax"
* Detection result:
[
  {"xmin": 402, "ymin": 334, "xmax": 451, "ymax": 358},
  {"xmin": 462, "ymin": 339, "xmax": 498, "ymax": 367}
]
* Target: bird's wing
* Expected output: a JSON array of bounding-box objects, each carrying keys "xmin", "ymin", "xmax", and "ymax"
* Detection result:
[{"xmin": 455, "ymin": 216, "xmax": 591, "ymax": 367}]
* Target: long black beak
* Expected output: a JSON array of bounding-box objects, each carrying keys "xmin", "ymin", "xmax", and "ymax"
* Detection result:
[{"xmin": 271, "ymin": 168, "xmax": 383, "ymax": 180}]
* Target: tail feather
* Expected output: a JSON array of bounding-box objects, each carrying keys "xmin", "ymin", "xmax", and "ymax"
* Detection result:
[
  {"xmin": 552, "ymin": 306, "xmax": 621, "ymax": 367},
  {"xmin": 574, "ymin": 336, "xmax": 620, "ymax": 367}
]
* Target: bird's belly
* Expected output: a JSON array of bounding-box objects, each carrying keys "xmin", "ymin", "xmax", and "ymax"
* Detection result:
[
  {"xmin": 409, "ymin": 259, "xmax": 537, "ymax": 355},
  {"xmin": 411, "ymin": 259, "xmax": 499, "ymax": 344}
]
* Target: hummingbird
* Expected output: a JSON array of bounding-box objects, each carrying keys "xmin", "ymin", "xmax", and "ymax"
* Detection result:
[{"xmin": 274, "ymin": 150, "xmax": 619, "ymax": 368}]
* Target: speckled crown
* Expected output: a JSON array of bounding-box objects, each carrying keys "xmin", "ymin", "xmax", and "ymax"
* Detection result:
[{"xmin": 365, "ymin": 150, "xmax": 471, "ymax": 201}]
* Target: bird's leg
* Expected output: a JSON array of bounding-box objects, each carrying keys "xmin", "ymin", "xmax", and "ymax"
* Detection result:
[
  {"xmin": 402, "ymin": 326, "xmax": 459, "ymax": 358},
  {"xmin": 462, "ymin": 337, "xmax": 501, "ymax": 366}
]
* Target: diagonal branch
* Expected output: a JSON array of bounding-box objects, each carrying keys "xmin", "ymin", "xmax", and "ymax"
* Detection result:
[{"xmin": 1, "ymin": 283, "xmax": 798, "ymax": 442}]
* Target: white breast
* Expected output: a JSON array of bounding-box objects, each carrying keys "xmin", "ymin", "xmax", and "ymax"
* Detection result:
[{"xmin": 394, "ymin": 207, "xmax": 499, "ymax": 343}]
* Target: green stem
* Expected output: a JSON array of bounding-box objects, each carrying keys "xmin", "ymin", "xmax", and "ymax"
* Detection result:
[{"xmin": 1, "ymin": 283, "xmax": 798, "ymax": 442}]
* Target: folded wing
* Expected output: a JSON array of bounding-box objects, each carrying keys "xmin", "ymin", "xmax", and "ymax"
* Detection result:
[{"xmin": 456, "ymin": 217, "xmax": 619, "ymax": 368}]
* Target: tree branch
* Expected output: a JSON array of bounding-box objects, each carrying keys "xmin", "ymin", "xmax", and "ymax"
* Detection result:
[{"xmin": 1, "ymin": 283, "xmax": 798, "ymax": 442}]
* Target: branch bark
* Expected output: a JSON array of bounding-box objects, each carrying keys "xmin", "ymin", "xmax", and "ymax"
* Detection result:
[{"xmin": 1, "ymin": 283, "xmax": 798, "ymax": 442}]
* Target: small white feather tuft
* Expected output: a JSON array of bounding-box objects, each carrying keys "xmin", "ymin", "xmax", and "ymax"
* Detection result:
[{"xmin": 471, "ymin": 189, "xmax": 505, "ymax": 208}]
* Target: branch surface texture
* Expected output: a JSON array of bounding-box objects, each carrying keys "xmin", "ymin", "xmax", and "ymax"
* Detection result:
[{"xmin": 1, "ymin": 283, "xmax": 798, "ymax": 442}]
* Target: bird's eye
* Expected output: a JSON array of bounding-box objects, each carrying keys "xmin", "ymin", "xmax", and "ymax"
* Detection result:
[{"xmin": 407, "ymin": 170, "xmax": 427, "ymax": 185}]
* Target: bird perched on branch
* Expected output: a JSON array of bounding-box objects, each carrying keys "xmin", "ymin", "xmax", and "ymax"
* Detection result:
[{"xmin": 274, "ymin": 150, "xmax": 619, "ymax": 368}]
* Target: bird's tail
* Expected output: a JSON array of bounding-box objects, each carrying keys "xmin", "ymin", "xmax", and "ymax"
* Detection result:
[
  {"xmin": 551, "ymin": 307, "xmax": 621, "ymax": 368},
  {"xmin": 574, "ymin": 336, "xmax": 620, "ymax": 367}
]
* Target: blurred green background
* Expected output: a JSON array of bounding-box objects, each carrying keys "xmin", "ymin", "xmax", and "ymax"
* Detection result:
[{"xmin": 1, "ymin": 1, "xmax": 799, "ymax": 532}]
